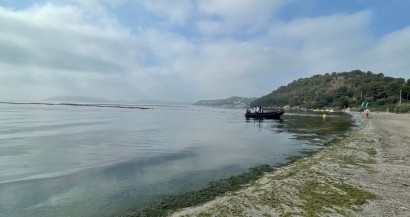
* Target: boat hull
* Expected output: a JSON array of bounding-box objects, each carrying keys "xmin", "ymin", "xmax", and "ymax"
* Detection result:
[{"xmin": 245, "ymin": 110, "xmax": 284, "ymax": 119}]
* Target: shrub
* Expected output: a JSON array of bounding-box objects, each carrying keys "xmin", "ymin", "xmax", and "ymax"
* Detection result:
[{"xmin": 395, "ymin": 104, "xmax": 410, "ymax": 113}]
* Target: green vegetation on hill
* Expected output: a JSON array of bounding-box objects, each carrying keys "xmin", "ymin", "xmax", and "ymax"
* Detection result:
[
  {"xmin": 193, "ymin": 96, "xmax": 257, "ymax": 107},
  {"xmin": 251, "ymin": 70, "xmax": 410, "ymax": 111}
]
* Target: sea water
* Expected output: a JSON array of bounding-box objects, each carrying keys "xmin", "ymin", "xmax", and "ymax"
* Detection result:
[{"xmin": 0, "ymin": 104, "xmax": 358, "ymax": 216}]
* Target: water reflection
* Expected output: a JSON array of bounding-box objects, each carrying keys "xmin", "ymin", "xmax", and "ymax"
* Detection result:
[
  {"xmin": 0, "ymin": 151, "xmax": 201, "ymax": 217},
  {"xmin": 275, "ymin": 112, "xmax": 357, "ymax": 144},
  {"xmin": 0, "ymin": 105, "xmax": 356, "ymax": 217},
  {"xmin": 245, "ymin": 118, "xmax": 284, "ymax": 132},
  {"xmin": 243, "ymin": 112, "xmax": 354, "ymax": 145}
]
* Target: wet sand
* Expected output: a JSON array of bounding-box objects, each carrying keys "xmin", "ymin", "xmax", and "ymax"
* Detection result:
[{"xmin": 169, "ymin": 112, "xmax": 410, "ymax": 216}]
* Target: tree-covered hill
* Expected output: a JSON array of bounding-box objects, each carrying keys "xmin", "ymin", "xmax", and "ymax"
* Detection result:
[{"xmin": 251, "ymin": 70, "xmax": 410, "ymax": 109}]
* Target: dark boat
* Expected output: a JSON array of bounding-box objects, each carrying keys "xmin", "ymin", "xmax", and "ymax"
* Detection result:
[{"xmin": 245, "ymin": 110, "xmax": 284, "ymax": 119}]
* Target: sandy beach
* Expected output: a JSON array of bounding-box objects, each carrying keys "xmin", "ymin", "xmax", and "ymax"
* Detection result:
[{"xmin": 169, "ymin": 112, "xmax": 410, "ymax": 217}]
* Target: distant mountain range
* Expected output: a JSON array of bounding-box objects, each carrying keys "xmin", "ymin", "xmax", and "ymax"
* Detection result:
[
  {"xmin": 134, "ymin": 99, "xmax": 193, "ymax": 105},
  {"xmin": 42, "ymin": 96, "xmax": 193, "ymax": 105},
  {"xmin": 193, "ymin": 96, "xmax": 258, "ymax": 108},
  {"xmin": 44, "ymin": 95, "xmax": 258, "ymax": 107}
]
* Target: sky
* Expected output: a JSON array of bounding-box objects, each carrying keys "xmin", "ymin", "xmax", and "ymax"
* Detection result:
[{"xmin": 1, "ymin": 0, "xmax": 410, "ymax": 102}]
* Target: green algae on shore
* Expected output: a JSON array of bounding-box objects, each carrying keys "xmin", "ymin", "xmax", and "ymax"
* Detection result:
[
  {"xmin": 122, "ymin": 165, "xmax": 274, "ymax": 217},
  {"xmin": 121, "ymin": 147, "xmax": 325, "ymax": 217},
  {"xmin": 168, "ymin": 131, "xmax": 379, "ymax": 217}
]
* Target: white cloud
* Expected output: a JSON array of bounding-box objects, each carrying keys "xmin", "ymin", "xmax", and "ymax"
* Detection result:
[
  {"xmin": 196, "ymin": 0, "xmax": 286, "ymax": 35},
  {"xmin": 136, "ymin": 9, "xmax": 410, "ymax": 99},
  {"xmin": 0, "ymin": 3, "xmax": 146, "ymax": 101},
  {"xmin": 1, "ymin": 1, "xmax": 410, "ymax": 102},
  {"xmin": 136, "ymin": 0, "xmax": 194, "ymax": 25},
  {"xmin": 122, "ymin": 9, "xmax": 410, "ymax": 99},
  {"xmin": 365, "ymin": 27, "xmax": 410, "ymax": 78},
  {"xmin": 135, "ymin": 28, "xmax": 298, "ymax": 98},
  {"xmin": 0, "ymin": 3, "xmax": 141, "ymax": 71},
  {"xmin": 270, "ymin": 10, "xmax": 373, "ymax": 44},
  {"xmin": 265, "ymin": 11, "xmax": 375, "ymax": 75},
  {"xmin": 264, "ymin": 10, "xmax": 410, "ymax": 80},
  {"xmin": 70, "ymin": 0, "xmax": 126, "ymax": 7}
]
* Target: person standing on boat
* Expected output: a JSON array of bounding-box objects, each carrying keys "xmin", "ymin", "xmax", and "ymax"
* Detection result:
[
  {"xmin": 260, "ymin": 105, "xmax": 263, "ymax": 113},
  {"xmin": 254, "ymin": 106, "xmax": 257, "ymax": 113},
  {"xmin": 256, "ymin": 106, "xmax": 260, "ymax": 113}
]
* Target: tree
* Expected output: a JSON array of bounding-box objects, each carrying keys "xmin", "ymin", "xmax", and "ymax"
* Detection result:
[
  {"xmin": 250, "ymin": 70, "xmax": 408, "ymax": 108},
  {"xmin": 385, "ymin": 81, "xmax": 402, "ymax": 97},
  {"xmin": 402, "ymin": 86, "xmax": 410, "ymax": 101},
  {"xmin": 336, "ymin": 96, "xmax": 350, "ymax": 108},
  {"xmin": 364, "ymin": 82, "xmax": 384, "ymax": 100},
  {"xmin": 386, "ymin": 96, "xmax": 399, "ymax": 104},
  {"xmin": 406, "ymin": 79, "xmax": 410, "ymax": 86}
]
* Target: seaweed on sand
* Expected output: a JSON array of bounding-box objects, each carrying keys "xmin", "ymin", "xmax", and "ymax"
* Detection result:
[{"xmin": 122, "ymin": 165, "xmax": 273, "ymax": 217}]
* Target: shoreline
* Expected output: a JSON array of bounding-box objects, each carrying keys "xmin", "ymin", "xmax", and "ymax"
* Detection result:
[
  {"xmin": 0, "ymin": 101, "xmax": 151, "ymax": 109},
  {"xmin": 167, "ymin": 112, "xmax": 410, "ymax": 216}
]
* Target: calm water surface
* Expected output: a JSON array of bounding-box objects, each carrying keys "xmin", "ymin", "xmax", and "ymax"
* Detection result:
[{"xmin": 0, "ymin": 104, "xmax": 360, "ymax": 216}]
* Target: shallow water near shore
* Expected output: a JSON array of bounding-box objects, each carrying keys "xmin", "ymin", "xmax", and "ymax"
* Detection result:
[{"xmin": 0, "ymin": 104, "xmax": 358, "ymax": 217}]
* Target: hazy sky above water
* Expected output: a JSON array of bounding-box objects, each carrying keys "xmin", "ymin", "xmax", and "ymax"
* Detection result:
[{"xmin": 1, "ymin": 0, "xmax": 409, "ymax": 102}]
